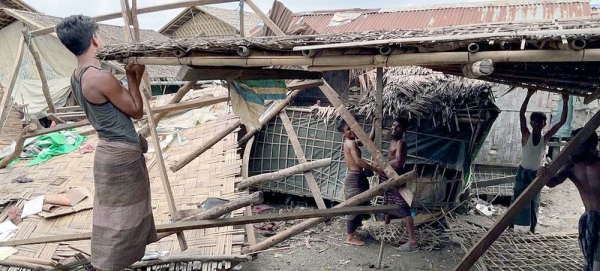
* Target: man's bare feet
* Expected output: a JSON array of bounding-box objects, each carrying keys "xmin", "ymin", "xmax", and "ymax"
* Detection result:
[{"xmin": 345, "ymin": 236, "xmax": 365, "ymax": 246}]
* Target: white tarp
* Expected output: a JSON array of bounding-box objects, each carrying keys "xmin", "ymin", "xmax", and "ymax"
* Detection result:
[{"xmin": 0, "ymin": 22, "xmax": 77, "ymax": 118}]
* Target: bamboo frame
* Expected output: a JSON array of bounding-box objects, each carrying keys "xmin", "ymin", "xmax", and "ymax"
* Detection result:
[
  {"xmin": 119, "ymin": 0, "xmax": 188, "ymax": 250},
  {"xmin": 237, "ymin": 158, "xmax": 332, "ymax": 189}
]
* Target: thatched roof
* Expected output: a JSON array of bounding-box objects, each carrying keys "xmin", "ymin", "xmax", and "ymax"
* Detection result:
[
  {"xmin": 2, "ymin": 9, "xmax": 179, "ymax": 80},
  {"xmin": 352, "ymin": 67, "xmax": 496, "ymax": 126},
  {"xmin": 0, "ymin": 0, "xmax": 36, "ymax": 29},
  {"xmin": 159, "ymin": 6, "xmax": 262, "ymax": 38},
  {"xmin": 97, "ymin": 16, "xmax": 600, "ymax": 96}
]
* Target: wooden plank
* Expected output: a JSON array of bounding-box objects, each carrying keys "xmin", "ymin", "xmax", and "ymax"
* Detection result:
[
  {"xmin": 244, "ymin": 0, "xmax": 286, "ymax": 36},
  {"xmin": 318, "ymin": 80, "xmax": 414, "ymax": 204},
  {"xmin": 0, "ymin": 35, "xmax": 25, "ymax": 130},
  {"xmin": 0, "ymin": 205, "xmax": 398, "ymax": 247},
  {"xmin": 46, "ymin": 113, "xmax": 66, "ymax": 124},
  {"xmin": 176, "ymin": 66, "xmax": 322, "ymax": 81},
  {"xmin": 279, "ymin": 111, "xmax": 327, "ymax": 209},
  {"xmin": 150, "ymin": 95, "xmax": 229, "ymax": 114},
  {"xmin": 120, "ymin": 0, "xmax": 187, "ymax": 250},
  {"xmin": 237, "ymin": 158, "xmax": 332, "ymax": 189},
  {"xmin": 22, "ymin": 29, "xmax": 56, "ymax": 113},
  {"xmin": 453, "ymin": 109, "xmax": 600, "ymax": 271},
  {"xmin": 243, "ymin": 206, "xmax": 256, "ymax": 245},
  {"xmin": 55, "ymin": 106, "xmax": 83, "ymax": 113}
]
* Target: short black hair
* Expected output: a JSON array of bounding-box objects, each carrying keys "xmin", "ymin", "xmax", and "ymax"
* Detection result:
[
  {"xmin": 394, "ymin": 117, "xmax": 409, "ymax": 129},
  {"xmin": 530, "ymin": 112, "xmax": 547, "ymax": 122},
  {"xmin": 571, "ymin": 128, "xmax": 599, "ymax": 149},
  {"xmin": 57, "ymin": 15, "xmax": 99, "ymax": 56},
  {"xmin": 337, "ymin": 118, "xmax": 348, "ymax": 133}
]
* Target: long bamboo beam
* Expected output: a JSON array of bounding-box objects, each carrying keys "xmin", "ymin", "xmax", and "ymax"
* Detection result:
[
  {"xmin": 22, "ymin": 29, "xmax": 56, "ymax": 114},
  {"xmin": 244, "ymin": 0, "xmax": 285, "ymax": 36},
  {"xmin": 237, "ymin": 158, "xmax": 332, "ymax": 189},
  {"xmin": 0, "ymin": 205, "xmax": 398, "ymax": 247},
  {"xmin": 243, "ymin": 171, "xmax": 418, "ymax": 254},
  {"xmin": 0, "ymin": 35, "xmax": 25, "ymax": 130},
  {"xmin": 170, "ymin": 80, "xmax": 321, "ymax": 172},
  {"xmin": 120, "ymin": 0, "xmax": 187, "ymax": 250},
  {"xmin": 453, "ymin": 109, "xmax": 600, "ymax": 271},
  {"xmin": 178, "ymin": 191, "xmax": 263, "ymax": 222},
  {"xmin": 124, "ymin": 49, "xmax": 600, "ymax": 68},
  {"xmin": 150, "ymin": 95, "xmax": 229, "ymax": 114},
  {"xmin": 29, "ymin": 0, "xmax": 239, "ymax": 37}
]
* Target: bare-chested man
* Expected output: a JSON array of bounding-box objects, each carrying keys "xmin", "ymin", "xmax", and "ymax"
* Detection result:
[
  {"xmin": 338, "ymin": 118, "xmax": 384, "ymax": 246},
  {"xmin": 537, "ymin": 128, "xmax": 600, "ymax": 271},
  {"xmin": 378, "ymin": 117, "xmax": 418, "ymax": 251}
]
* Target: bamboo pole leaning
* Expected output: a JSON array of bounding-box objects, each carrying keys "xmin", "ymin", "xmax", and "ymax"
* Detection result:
[
  {"xmin": 22, "ymin": 29, "xmax": 56, "ymax": 114},
  {"xmin": 138, "ymin": 81, "xmax": 196, "ymax": 137},
  {"xmin": 237, "ymin": 158, "xmax": 332, "ymax": 189},
  {"xmin": 243, "ymin": 171, "xmax": 418, "ymax": 254},
  {"xmin": 0, "ymin": 35, "xmax": 25, "ymax": 129},
  {"xmin": 0, "ymin": 124, "xmax": 37, "ymax": 169}
]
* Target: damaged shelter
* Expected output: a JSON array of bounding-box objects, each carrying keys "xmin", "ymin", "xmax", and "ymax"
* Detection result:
[
  {"xmin": 1, "ymin": 0, "xmax": 600, "ymax": 270},
  {"xmin": 245, "ymin": 66, "xmax": 498, "ymax": 212}
]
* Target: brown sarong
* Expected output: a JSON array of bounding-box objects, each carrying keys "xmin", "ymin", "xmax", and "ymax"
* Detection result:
[
  {"xmin": 91, "ymin": 138, "xmax": 157, "ymax": 271},
  {"xmin": 344, "ymin": 170, "xmax": 370, "ymax": 233}
]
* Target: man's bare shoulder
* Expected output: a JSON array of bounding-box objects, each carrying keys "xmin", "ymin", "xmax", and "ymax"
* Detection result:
[{"xmin": 344, "ymin": 138, "xmax": 358, "ymax": 149}]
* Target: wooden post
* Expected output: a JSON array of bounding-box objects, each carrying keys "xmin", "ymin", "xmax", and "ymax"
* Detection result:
[
  {"xmin": 375, "ymin": 67, "xmax": 383, "ymax": 149},
  {"xmin": 237, "ymin": 158, "xmax": 332, "ymax": 189},
  {"xmin": 279, "ymin": 111, "xmax": 327, "ymax": 209},
  {"xmin": 584, "ymin": 89, "xmax": 600, "ymax": 104},
  {"xmin": 138, "ymin": 81, "xmax": 196, "ymax": 137},
  {"xmin": 22, "ymin": 29, "xmax": 56, "ymax": 114},
  {"xmin": 453, "ymin": 109, "xmax": 600, "ymax": 271},
  {"xmin": 244, "ymin": 0, "xmax": 285, "ymax": 36},
  {"xmin": 0, "ymin": 35, "xmax": 26, "ymax": 130},
  {"xmin": 318, "ymin": 80, "xmax": 414, "ymax": 204},
  {"xmin": 0, "ymin": 124, "xmax": 37, "ymax": 169},
  {"xmin": 243, "ymin": 171, "xmax": 418, "ymax": 254},
  {"xmin": 120, "ymin": 0, "xmax": 187, "ymax": 250},
  {"xmin": 238, "ymin": 0, "xmax": 244, "ymax": 37},
  {"xmin": 0, "ymin": 205, "xmax": 398, "ymax": 247},
  {"xmin": 178, "ymin": 191, "xmax": 263, "ymax": 222},
  {"xmin": 172, "ymin": 80, "xmax": 321, "ymax": 172}
]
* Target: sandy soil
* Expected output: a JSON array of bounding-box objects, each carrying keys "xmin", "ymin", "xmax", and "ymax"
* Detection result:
[{"xmin": 237, "ymin": 180, "xmax": 584, "ymax": 271}]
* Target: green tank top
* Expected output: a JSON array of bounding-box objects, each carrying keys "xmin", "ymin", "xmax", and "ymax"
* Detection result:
[{"xmin": 71, "ymin": 66, "xmax": 138, "ymax": 143}]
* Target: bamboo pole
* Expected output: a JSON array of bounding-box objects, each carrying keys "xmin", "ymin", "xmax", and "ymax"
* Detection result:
[
  {"xmin": 0, "ymin": 124, "xmax": 37, "ymax": 169},
  {"xmin": 453, "ymin": 109, "xmax": 600, "ymax": 271},
  {"xmin": 237, "ymin": 158, "xmax": 332, "ymax": 189},
  {"xmin": 375, "ymin": 67, "xmax": 383, "ymax": 149},
  {"xmin": 120, "ymin": 0, "xmax": 187, "ymax": 250},
  {"xmin": 244, "ymin": 0, "xmax": 285, "ymax": 36},
  {"xmin": 22, "ymin": 29, "xmax": 56, "ymax": 114},
  {"xmin": 318, "ymin": 80, "xmax": 414, "ymax": 203},
  {"xmin": 279, "ymin": 111, "xmax": 327, "ymax": 209},
  {"xmin": 243, "ymin": 171, "xmax": 418, "ymax": 254},
  {"xmin": 0, "ymin": 35, "xmax": 25, "ymax": 130},
  {"xmin": 178, "ymin": 191, "xmax": 263, "ymax": 222},
  {"xmin": 124, "ymin": 49, "xmax": 600, "ymax": 68},
  {"xmin": 171, "ymin": 80, "xmax": 321, "ymax": 172},
  {"xmin": 238, "ymin": 0, "xmax": 244, "ymax": 37},
  {"xmin": 0, "ymin": 205, "xmax": 397, "ymax": 247}
]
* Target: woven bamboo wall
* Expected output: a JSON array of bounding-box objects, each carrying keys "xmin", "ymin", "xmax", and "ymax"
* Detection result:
[
  {"xmin": 172, "ymin": 12, "xmax": 237, "ymax": 39},
  {"xmin": 0, "ymin": 92, "xmax": 24, "ymax": 149}
]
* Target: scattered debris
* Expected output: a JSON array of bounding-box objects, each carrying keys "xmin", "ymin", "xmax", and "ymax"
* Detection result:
[
  {"xmin": 252, "ymin": 204, "xmax": 273, "ymax": 214},
  {"xmin": 11, "ymin": 175, "xmax": 33, "ymax": 183},
  {"xmin": 79, "ymin": 143, "xmax": 95, "ymax": 154},
  {"xmin": 21, "ymin": 195, "xmax": 44, "ymax": 218}
]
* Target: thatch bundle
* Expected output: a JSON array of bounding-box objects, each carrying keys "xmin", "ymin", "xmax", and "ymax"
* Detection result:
[{"xmin": 352, "ymin": 66, "xmax": 495, "ymax": 125}]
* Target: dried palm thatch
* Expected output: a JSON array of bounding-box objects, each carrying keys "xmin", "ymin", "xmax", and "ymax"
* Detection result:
[
  {"xmin": 314, "ymin": 67, "xmax": 495, "ymax": 126},
  {"xmin": 364, "ymin": 222, "xmax": 443, "ymax": 251}
]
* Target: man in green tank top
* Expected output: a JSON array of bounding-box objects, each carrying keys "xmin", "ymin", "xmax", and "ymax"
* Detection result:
[{"xmin": 57, "ymin": 15, "xmax": 157, "ymax": 271}]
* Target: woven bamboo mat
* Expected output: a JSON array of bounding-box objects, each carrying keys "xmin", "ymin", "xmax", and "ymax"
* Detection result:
[
  {"xmin": 0, "ymin": 112, "xmax": 245, "ymax": 271},
  {"xmin": 448, "ymin": 216, "xmax": 584, "ymax": 271}
]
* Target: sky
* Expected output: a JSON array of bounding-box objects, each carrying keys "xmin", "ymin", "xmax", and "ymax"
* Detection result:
[{"xmin": 23, "ymin": 0, "xmax": 600, "ymax": 32}]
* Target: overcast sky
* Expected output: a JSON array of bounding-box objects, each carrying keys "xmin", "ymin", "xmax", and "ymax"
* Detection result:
[{"xmin": 24, "ymin": 0, "xmax": 600, "ymax": 31}]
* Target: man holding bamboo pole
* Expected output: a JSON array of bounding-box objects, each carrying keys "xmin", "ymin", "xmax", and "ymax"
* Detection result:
[{"xmin": 338, "ymin": 118, "xmax": 385, "ymax": 246}]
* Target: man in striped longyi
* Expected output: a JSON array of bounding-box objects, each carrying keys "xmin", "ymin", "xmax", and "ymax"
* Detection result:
[{"xmin": 57, "ymin": 15, "xmax": 157, "ymax": 270}]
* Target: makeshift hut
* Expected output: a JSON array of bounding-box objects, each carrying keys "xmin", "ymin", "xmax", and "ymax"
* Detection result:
[
  {"xmin": 245, "ymin": 67, "xmax": 499, "ymax": 211},
  {"xmin": 159, "ymin": 6, "xmax": 262, "ymax": 38}
]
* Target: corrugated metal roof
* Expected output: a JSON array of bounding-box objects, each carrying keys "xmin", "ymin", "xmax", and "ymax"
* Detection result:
[{"xmin": 295, "ymin": 0, "xmax": 591, "ymax": 34}]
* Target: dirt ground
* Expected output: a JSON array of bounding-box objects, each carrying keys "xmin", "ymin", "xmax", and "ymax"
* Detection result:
[{"xmin": 237, "ymin": 180, "xmax": 584, "ymax": 271}]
